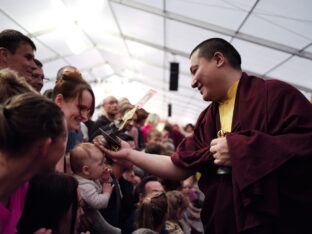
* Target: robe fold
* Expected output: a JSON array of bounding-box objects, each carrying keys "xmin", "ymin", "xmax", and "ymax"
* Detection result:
[{"xmin": 172, "ymin": 73, "xmax": 312, "ymax": 233}]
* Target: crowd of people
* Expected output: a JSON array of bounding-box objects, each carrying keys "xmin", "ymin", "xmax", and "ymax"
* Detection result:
[{"xmin": 0, "ymin": 28, "xmax": 312, "ymax": 234}]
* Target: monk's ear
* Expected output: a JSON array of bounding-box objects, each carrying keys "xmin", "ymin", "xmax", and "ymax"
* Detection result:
[
  {"xmin": 213, "ymin": 52, "xmax": 225, "ymax": 68},
  {"xmin": 54, "ymin": 93, "xmax": 65, "ymax": 106}
]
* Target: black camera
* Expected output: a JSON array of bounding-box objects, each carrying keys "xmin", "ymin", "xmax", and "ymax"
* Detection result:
[{"xmin": 99, "ymin": 122, "xmax": 121, "ymax": 151}]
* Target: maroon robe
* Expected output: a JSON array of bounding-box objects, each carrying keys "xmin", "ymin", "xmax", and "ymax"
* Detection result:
[{"xmin": 172, "ymin": 73, "xmax": 312, "ymax": 234}]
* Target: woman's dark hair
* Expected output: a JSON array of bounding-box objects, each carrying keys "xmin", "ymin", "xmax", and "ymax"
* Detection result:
[
  {"xmin": 190, "ymin": 38, "xmax": 241, "ymax": 70},
  {"xmin": 0, "ymin": 93, "xmax": 64, "ymax": 155},
  {"xmin": 52, "ymin": 67, "xmax": 95, "ymax": 117},
  {"xmin": 17, "ymin": 172, "xmax": 79, "ymax": 234}
]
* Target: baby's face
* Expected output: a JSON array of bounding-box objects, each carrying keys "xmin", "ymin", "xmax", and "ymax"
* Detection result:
[{"xmin": 86, "ymin": 148, "xmax": 109, "ymax": 180}]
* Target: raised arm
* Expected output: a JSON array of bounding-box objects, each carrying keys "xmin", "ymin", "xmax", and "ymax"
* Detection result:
[
  {"xmin": 127, "ymin": 149, "xmax": 193, "ymax": 180},
  {"xmin": 97, "ymin": 140, "xmax": 193, "ymax": 181}
]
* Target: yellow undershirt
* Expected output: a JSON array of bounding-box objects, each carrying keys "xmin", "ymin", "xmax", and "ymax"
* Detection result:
[
  {"xmin": 218, "ymin": 80, "xmax": 240, "ymax": 133},
  {"xmin": 195, "ymin": 80, "xmax": 240, "ymax": 181}
]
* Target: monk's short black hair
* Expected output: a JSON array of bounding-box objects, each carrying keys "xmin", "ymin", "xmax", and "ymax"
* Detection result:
[{"xmin": 190, "ymin": 38, "xmax": 241, "ymax": 70}]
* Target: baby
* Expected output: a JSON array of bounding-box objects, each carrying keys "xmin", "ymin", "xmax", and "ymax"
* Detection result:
[{"xmin": 70, "ymin": 142, "xmax": 113, "ymax": 209}]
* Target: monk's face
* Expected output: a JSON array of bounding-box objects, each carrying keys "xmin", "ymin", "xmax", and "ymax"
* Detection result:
[{"xmin": 190, "ymin": 49, "xmax": 227, "ymax": 102}]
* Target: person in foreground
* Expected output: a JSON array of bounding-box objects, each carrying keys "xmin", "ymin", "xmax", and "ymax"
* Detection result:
[
  {"xmin": 98, "ymin": 38, "xmax": 312, "ymax": 234},
  {"xmin": 17, "ymin": 172, "xmax": 87, "ymax": 234},
  {"xmin": 0, "ymin": 93, "xmax": 67, "ymax": 233}
]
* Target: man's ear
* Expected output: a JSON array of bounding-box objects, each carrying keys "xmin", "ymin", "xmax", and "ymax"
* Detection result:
[
  {"xmin": 213, "ymin": 52, "xmax": 225, "ymax": 68},
  {"xmin": 54, "ymin": 93, "xmax": 64, "ymax": 106},
  {"xmin": 0, "ymin": 47, "xmax": 9, "ymax": 64}
]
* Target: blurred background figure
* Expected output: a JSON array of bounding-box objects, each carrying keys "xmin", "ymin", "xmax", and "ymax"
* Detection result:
[
  {"xmin": 165, "ymin": 190, "xmax": 189, "ymax": 234},
  {"xmin": 141, "ymin": 113, "xmax": 160, "ymax": 143},
  {"xmin": 89, "ymin": 96, "xmax": 119, "ymax": 140},
  {"xmin": 183, "ymin": 123, "xmax": 195, "ymax": 137},
  {"xmin": 28, "ymin": 58, "xmax": 44, "ymax": 92},
  {"xmin": 132, "ymin": 191, "xmax": 168, "ymax": 234}
]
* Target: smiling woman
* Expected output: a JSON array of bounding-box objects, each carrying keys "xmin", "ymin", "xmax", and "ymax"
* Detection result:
[
  {"xmin": 52, "ymin": 66, "xmax": 95, "ymax": 131},
  {"xmin": 52, "ymin": 66, "xmax": 95, "ymax": 172}
]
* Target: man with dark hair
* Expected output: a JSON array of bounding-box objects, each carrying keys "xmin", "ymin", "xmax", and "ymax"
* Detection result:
[
  {"xmin": 191, "ymin": 38, "xmax": 242, "ymax": 70},
  {"xmin": 0, "ymin": 29, "xmax": 37, "ymax": 81},
  {"xmin": 29, "ymin": 58, "xmax": 45, "ymax": 92},
  {"xmin": 101, "ymin": 38, "xmax": 312, "ymax": 234}
]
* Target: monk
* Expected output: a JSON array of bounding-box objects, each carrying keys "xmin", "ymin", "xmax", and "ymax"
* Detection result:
[{"xmin": 98, "ymin": 38, "xmax": 312, "ymax": 234}]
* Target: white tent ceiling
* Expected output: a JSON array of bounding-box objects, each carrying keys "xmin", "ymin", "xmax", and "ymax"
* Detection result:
[{"xmin": 1, "ymin": 0, "xmax": 312, "ymax": 125}]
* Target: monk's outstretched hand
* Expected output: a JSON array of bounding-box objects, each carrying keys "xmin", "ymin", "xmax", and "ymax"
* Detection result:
[
  {"xmin": 94, "ymin": 135, "xmax": 132, "ymax": 161},
  {"xmin": 210, "ymin": 137, "xmax": 231, "ymax": 166}
]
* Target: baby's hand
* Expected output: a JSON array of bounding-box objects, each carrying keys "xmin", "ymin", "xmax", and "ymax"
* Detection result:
[{"xmin": 102, "ymin": 182, "xmax": 114, "ymax": 194}]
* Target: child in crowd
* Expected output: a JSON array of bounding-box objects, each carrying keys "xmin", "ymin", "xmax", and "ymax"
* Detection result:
[
  {"xmin": 133, "ymin": 191, "xmax": 168, "ymax": 234},
  {"xmin": 70, "ymin": 143, "xmax": 121, "ymax": 233},
  {"xmin": 165, "ymin": 190, "xmax": 190, "ymax": 234},
  {"xmin": 70, "ymin": 143, "xmax": 113, "ymax": 210}
]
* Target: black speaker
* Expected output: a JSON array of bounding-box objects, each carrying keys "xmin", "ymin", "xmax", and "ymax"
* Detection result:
[
  {"xmin": 169, "ymin": 62, "xmax": 179, "ymax": 91},
  {"xmin": 168, "ymin": 103, "xmax": 172, "ymax": 117}
]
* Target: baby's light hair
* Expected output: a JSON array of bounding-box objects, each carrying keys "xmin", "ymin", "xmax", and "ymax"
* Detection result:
[{"xmin": 70, "ymin": 143, "xmax": 101, "ymax": 174}]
